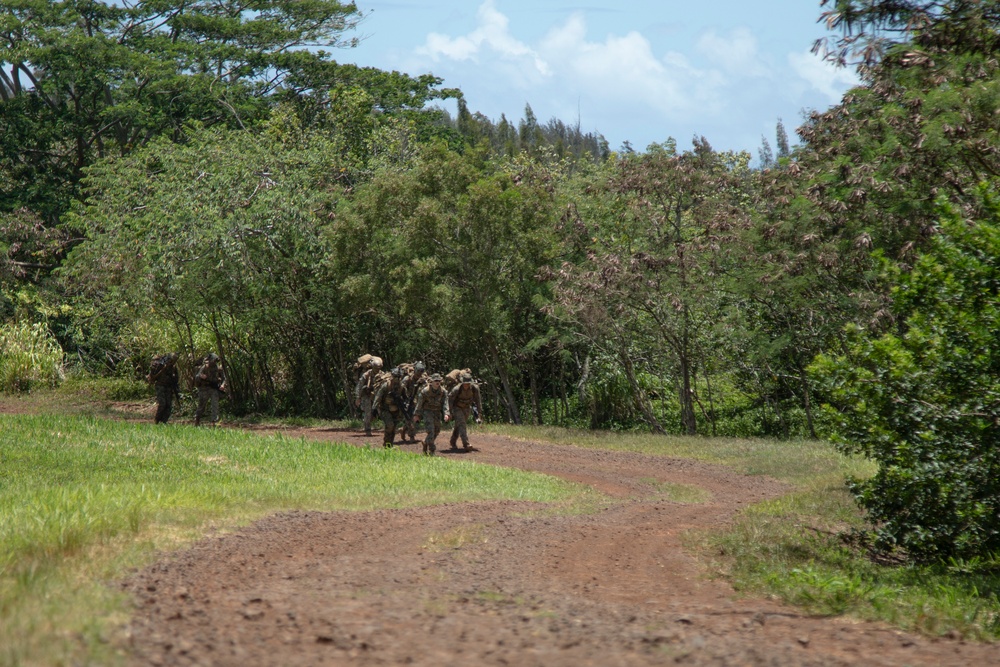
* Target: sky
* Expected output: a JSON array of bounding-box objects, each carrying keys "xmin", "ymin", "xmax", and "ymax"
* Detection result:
[{"xmin": 335, "ymin": 0, "xmax": 861, "ymax": 158}]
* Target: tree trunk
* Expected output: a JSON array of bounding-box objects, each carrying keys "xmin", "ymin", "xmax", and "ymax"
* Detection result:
[
  {"xmin": 488, "ymin": 341, "xmax": 521, "ymax": 424},
  {"xmin": 621, "ymin": 350, "xmax": 665, "ymax": 434},
  {"xmin": 529, "ymin": 361, "xmax": 541, "ymax": 426}
]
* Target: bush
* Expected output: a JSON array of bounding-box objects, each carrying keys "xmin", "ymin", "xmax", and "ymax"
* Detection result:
[
  {"xmin": 0, "ymin": 322, "xmax": 65, "ymax": 392},
  {"xmin": 812, "ymin": 188, "xmax": 1000, "ymax": 562}
]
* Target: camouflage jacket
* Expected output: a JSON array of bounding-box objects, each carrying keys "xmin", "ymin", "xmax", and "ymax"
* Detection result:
[
  {"xmin": 448, "ymin": 382, "xmax": 482, "ymax": 412},
  {"xmin": 414, "ymin": 384, "xmax": 450, "ymax": 418},
  {"xmin": 355, "ymin": 368, "xmax": 379, "ymax": 399},
  {"xmin": 372, "ymin": 377, "xmax": 404, "ymax": 412},
  {"xmin": 195, "ymin": 362, "xmax": 225, "ymax": 389}
]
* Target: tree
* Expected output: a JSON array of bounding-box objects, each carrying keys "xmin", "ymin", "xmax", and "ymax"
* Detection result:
[
  {"xmin": 59, "ymin": 110, "xmax": 381, "ymax": 413},
  {"xmin": 812, "ymin": 184, "xmax": 1000, "ymax": 561},
  {"xmin": 0, "ymin": 0, "xmax": 363, "ymax": 220},
  {"xmin": 816, "ymin": 0, "xmax": 1000, "ymax": 67},
  {"xmin": 333, "ymin": 142, "xmax": 561, "ymax": 423},
  {"xmin": 550, "ymin": 139, "xmax": 754, "ymax": 434},
  {"xmin": 775, "ymin": 118, "xmax": 790, "ymax": 160}
]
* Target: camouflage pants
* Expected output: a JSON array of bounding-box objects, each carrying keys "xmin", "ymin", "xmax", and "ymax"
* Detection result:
[
  {"xmin": 402, "ymin": 412, "xmax": 419, "ymax": 441},
  {"xmin": 450, "ymin": 407, "xmax": 472, "ymax": 448},
  {"xmin": 154, "ymin": 384, "xmax": 174, "ymax": 424},
  {"xmin": 420, "ymin": 409, "xmax": 444, "ymax": 454},
  {"xmin": 381, "ymin": 408, "xmax": 402, "ymax": 447},
  {"xmin": 195, "ymin": 387, "xmax": 220, "ymax": 425},
  {"xmin": 359, "ymin": 395, "xmax": 374, "ymax": 433}
]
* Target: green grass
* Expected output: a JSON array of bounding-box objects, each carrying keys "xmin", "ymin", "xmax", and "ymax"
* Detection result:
[
  {"xmin": 0, "ymin": 413, "xmax": 582, "ymax": 667},
  {"xmin": 489, "ymin": 423, "xmax": 1000, "ymax": 642}
]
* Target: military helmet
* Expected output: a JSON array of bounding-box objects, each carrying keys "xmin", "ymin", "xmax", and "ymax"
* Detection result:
[
  {"xmin": 166, "ymin": 352, "xmax": 178, "ymax": 363},
  {"xmin": 460, "ymin": 371, "xmax": 473, "ymax": 382},
  {"xmin": 391, "ymin": 366, "xmax": 403, "ymax": 378},
  {"xmin": 429, "ymin": 373, "xmax": 442, "ymax": 382},
  {"xmin": 371, "ymin": 358, "xmax": 383, "ymax": 369},
  {"xmin": 414, "ymin": 361, "xmax": 425, "ymax": 372},
  {"xmin": 206, "ymin": 353, "xmax": 219, "ymax": 363}
]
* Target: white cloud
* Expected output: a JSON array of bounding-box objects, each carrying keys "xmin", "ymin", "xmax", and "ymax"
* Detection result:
[
  {"xmin": 788, "ymin": 48, "xmax": 860, "ymax": 103},
  {"xmin": 696, "ymin": 27, "xmax": 771, "ymax": 78},
  {"xmin": 403, "ymin": 2, "xmax": 856, "ymax": 151},
  {"xmin": 417, "ymin": 1, "xmax": 551, "ymax": 76}
]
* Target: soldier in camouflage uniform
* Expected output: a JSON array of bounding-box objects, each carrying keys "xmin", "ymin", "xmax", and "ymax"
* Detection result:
[
  {"xmin": 448, "ymin": 371, "xmax": 483, "ymax": 451},
  {"xmin": 194, "ymin": 353, "xmax": 226, "ymax": 426},
  {"xmin": 413, "ymin": 373, "xmax": 450, "ymax": 455},
  {"xmin": 372, "ymin": 366, "xmax": 407, "ymax": 448},
  {"xmin": 148, "ymin": 352, "xmax": 180, "ymax": 424},
  {"xmin": 354, "ymin": 357, "xmax": 383, "ymax": 436},
  {"xmin": 399, "ymin": 361, "xmax": 427, "ymax": 443}
]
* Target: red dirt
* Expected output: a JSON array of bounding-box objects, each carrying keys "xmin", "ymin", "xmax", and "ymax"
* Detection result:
[{"xmin": 115, "ymin": 426, "xmax": 997, "ymax": 666}]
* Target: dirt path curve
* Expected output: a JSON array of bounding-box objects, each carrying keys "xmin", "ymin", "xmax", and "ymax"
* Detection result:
[{"xmin": 120, "ymin": 429, "xmax": 998, "ymax": 666}]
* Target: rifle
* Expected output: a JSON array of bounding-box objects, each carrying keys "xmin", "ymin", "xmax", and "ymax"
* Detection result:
[{"xmin": 390, "ymin": 388, "xmax": 414, "ymax": 421}]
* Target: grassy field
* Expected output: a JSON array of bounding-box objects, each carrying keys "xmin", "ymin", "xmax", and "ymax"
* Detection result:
[{"xmin": 0, "ymin": 411, "xmax": 582, "ymax": 667}]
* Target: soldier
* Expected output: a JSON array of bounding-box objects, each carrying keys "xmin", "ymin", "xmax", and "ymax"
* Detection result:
[
  {"xmin": 148, "ymin": 352, "xmax": 180, "ymax": 424},
  {"xmin": 448, "ymin": 371, "xmax": 483, "ymax": 451},
  {"xmin": 354, "ymin": 356, "xmax": 383, "ymax": 436},
  {"xmin": 413, "ymin": 373, "xmax": 450, "ymax": 455},
  {"xmin": 399, "ymin": 361, "xmax": 427, "ymax": 443},
  {"xmin": 372, "ymin": 366, "xmax": 407, "ymax": 448},
  {"xmin": 194, "ymin": 353, "xmax": 226, "ymax": 427}
]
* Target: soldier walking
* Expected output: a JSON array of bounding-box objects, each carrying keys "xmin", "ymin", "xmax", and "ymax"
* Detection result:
[
  {"xmin": 448, "ymin": 371, "xmax": 482, "ymax": 451},
  {"xmin": 372, "ymin": 366, "xmax": 407, "ymax": 448},
  {"xmin": 413, "ymin": 373, "xmax": 450, "ymax": 455},
  {"xmin": 148, "ymin": 352, "xmax": 180, "ymax": 424},
  {"xmin": 194, "ymin": 353, "xmax": 226, "ymax": 427},
  {"xmin": 354, "ymin": 356, "xmax": 383, "ymax": 436},
  {"xmin": 400, "ymin": 361, "xmax": 427, "ymax": 443}
]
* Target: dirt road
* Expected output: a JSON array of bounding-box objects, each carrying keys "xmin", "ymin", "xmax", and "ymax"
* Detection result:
[{"xmin": 120, "ymin": 429, "xmax": 998, "ymax": 666}]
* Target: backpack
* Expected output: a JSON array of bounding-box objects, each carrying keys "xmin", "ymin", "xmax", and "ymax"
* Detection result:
[
  {"xmin": 444, "ymin": 368, "xmax": 471, "ymax": 392},
  {"xmin": 371, "ymin": 370, "xmax": 393, "ymax": 393},
  {"xmin": 355, "ymin": 354, "xmax": 383, "ymax": 374}
]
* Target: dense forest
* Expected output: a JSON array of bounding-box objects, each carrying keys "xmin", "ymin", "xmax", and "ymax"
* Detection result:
[{"xmin": 4, "ymin": 0, "xmax": 1000, "ymax": 561}]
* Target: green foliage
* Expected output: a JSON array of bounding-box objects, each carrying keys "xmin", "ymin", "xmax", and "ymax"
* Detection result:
[
  {"xmin": 0, "ymin": 0, "xmax": 363, "ymax": 220},
  {"xmin": 812, "ymin": 186, "xmax": 1000, "ymax": 561},
  {"xmin": 550, "ymin": 139, "xmax": 756, "ymax": 434},
  {"xmin": 61, "ymin": 113, "xmax": 366, "ymax": 413},
  {"xmin": 0, "ymin": 321, "xmax": 64, "ymax": 392}
]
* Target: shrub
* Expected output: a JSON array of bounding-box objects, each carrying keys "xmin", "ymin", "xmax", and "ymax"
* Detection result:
[
  {"xmin": 0, "ymin": 322, "xmax": 65, "ymax": 392},
  {"xmin": 812, "ymin": 187, "xmax": 1000, "ymax": 562}
]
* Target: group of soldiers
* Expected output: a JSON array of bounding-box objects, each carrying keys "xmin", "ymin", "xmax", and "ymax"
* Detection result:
[
  {"xmin": 146, "ymin": 351, "xmax": 483, "ymax": 456},
  {"xmin": 146, "ymin": 352, "xmax": 227, "ymax": 427},
  {"xmin": 354, "ymin": 355, "xmax": 483, "ymax": 456}
]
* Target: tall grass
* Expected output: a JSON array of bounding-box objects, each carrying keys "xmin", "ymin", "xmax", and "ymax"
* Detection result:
[
  {"xmin": 0, "ymin": 321, "xmax": 64, "ymax": 392},
  {"xmin": 0, "ymin": 413, "xmax": 581, "ymax": 666}
]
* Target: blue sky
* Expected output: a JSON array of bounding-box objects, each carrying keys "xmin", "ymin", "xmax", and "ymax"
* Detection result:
[{"xmin": 336, "ymin": 1, "xmax": 860, "ymax": 158}]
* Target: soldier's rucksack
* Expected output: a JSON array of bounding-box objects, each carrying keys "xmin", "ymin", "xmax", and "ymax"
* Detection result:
[
  {"xmin": 355, "ymin": 354, "xmax": 383, "ymax": 374},
  {"xmin": 444, "ymin": 368, "xmax": 471, "ymax": 392},
  {"xmin": 371, "ymin": 370, "xmax": 393, "ymax": 393}
]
